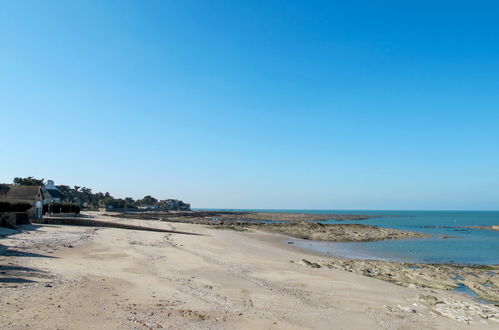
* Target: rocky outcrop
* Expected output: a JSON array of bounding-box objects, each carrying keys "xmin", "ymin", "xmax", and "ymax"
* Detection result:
[
  {"xmin": 255, "ymin": 222, "xmax": 429, "ymax": 242},
  {"xmin": 110, "ymin": 211, "xmax": 376, "ymax": 224},
  {"xmin": 295, "ymin": 258, "xmax": 499, "ymax": 304},
  {"xmin": 466, "ymin": 225, "xmax": 499, "ymax": 232},
  {"xmin": 424, "ymin": 225, "xmax": 499, "ymax": 232},
  {"xmin": 111, "ymin": 211, "xmax": 423, "ymax": 242}
]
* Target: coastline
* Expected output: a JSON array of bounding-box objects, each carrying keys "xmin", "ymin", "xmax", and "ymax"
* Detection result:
[
  {"xmin": 248, "ymin": 228, "xmax": 499, "ymax": 305},
  {"xmin": 1, "ymin": 212, "xmax": 498, "ymax": 328},
  {"xmin": 107, "ymin": 210, "xmax": 426, "ymax": 242},
  {"xmin": 100, "ymin": 210, "xmax": 499, "ymax": 304},
  {"xmin": 107, "ymin": 210, "xmax": 379, "ymax": 223}
]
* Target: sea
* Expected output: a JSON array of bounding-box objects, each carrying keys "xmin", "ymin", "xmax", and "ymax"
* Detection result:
[{"xmin": 196, "ymin": 209, "xmax": 499, "ymax": 265}]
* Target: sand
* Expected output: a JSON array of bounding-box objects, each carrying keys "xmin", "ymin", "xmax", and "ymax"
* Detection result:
[{"xmin": 1, "ymin": 212, "xmax": 497, "ymax": 329}]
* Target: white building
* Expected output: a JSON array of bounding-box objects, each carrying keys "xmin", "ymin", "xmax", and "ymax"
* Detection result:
[{"xmin": 42, "ymin": 180, "xmax": 66, "ymax": 204}]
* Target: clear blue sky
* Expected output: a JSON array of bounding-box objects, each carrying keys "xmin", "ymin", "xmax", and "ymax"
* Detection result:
[{"xmin": 1, "ymin": 1, "xmax": 498, "ymax": 210}]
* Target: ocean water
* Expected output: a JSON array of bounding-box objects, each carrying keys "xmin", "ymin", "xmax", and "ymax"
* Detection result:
[{"xmin": 197, "ymin": 209, "xmax": 499, "ymax": 265}]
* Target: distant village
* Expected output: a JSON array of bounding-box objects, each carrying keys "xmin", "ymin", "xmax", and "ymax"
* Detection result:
[{"xmin": 0, "ymin": 177, "xmax": 190, "ymax": 227}]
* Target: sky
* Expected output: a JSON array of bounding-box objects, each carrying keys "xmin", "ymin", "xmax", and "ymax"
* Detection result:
[{"xmin": 1, "ymin": 1, "xmax": 498, "ymax": 210}]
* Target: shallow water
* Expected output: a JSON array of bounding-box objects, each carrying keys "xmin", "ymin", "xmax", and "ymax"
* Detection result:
[{"xmin": 199, "ymin": 209, "xmax": 499, "ymax": 265}]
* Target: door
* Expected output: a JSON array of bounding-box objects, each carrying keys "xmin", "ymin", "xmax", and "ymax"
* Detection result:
[{"xmin": 35, "ymin": 200, "xmax": 42, "ymax": 218}]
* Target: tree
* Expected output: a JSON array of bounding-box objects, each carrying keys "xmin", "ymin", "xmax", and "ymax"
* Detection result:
[
  {"xmin": 0, "ymin": 184, "xmax": 10, "ymax": 194},
  {"xmin": 78, "ymin": 187, "xmax": 93, "ymax": 206},
  {"xmin": 56, "ymin": 185, "xmax": 73, "ymax": 201},
  {"xmin": 13, "ymin": 176, "xmax": 45, "ymax": 186},
  {"xmin": 124, "ymin": 197, "xmax": 137, "ymax": 208},
  {"xmin": 138, "ymin": 195, "xmax": 158, "ymax": 206},
  {"xmin": 7, "ymin": 177, "xmax": 181, "ymax": 210}
]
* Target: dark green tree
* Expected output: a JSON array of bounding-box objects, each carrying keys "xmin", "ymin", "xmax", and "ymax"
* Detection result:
[
  {"xmin": 124, "ymin": 197, "xmax": 137, "ymax": 208},
  {"xmin": 0, "ymin": 184, "xmax": 10, "ymax": 194},
  {"xmin": 13, "ymin": 176, "xmax": 45, "ymax": 186},
  {"xmin": 138, "ymin": 195, "xmax": 158, "ymax": 206}
]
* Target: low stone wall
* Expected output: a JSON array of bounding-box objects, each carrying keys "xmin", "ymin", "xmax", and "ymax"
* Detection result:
[
  {"xmin": 102, "ymin": 208, "xmax": 176, "ymax": 213},
  {"xmin": 44, "ymin": 213, "xmax": 80, "ymax": 218},
  {"xmin": 33, "ymin": 217, "xmax": 201, "ymax": 236}
]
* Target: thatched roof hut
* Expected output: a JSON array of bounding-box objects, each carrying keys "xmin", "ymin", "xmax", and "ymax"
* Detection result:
[{"xmin": 0, "ymin": 184, "xmax": 44, "ymax": 221}]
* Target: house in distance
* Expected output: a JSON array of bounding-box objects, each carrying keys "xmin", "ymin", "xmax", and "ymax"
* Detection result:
[{"xmin": 42, "ymin": 180, "xmax": 67, "ymax": 204}]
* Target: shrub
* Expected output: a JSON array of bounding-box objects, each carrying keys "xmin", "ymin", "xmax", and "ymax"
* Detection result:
[
  {"xmin": 70, "ymin": 204, "xmax": 81, "ymax": 214},
  {"xmin": 44, "ymin": 203, "xmax": 81, "ymax": 214},
  {"xmin": 51, "ymin": 204, "xmax": 61, "ymax": 213},
  {"xmin": 61, "ymin": 204, "xmax": 71, "ymax": 213}
]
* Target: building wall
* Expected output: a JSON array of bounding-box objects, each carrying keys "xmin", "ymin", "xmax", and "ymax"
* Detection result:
[{"xmin": 0, "ymin": 212, "xmax": 30, "ymax": 227}]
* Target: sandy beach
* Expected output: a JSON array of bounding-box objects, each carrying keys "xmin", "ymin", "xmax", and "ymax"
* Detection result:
[
  {"xmin": 3, "ymin": 1, "xmax": 498, "ymax": 328},
  {"xmin": 1, "ymin": 212, "xmax": 497, "ymax": 329}
]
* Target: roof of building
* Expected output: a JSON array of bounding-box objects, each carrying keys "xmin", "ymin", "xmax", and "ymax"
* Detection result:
[
  {"xmin": 0, "ymin": 184, "xmax": 41, "ymax": 203},
  {"xmin": 44, "ymin": 188, "xmax": 66, "ymax": 199}
]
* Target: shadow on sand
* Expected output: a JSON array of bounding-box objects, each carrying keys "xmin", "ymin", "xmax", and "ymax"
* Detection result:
[
  {"xmin": 0, "ymin": 264, "xmax": 51, "ymax": 284},
  {"xmin": 40, "ymin": 217, "xmax": 203, "ymax": 236},
  {"xmin": 1, "ymin": 224, "xmax": 57, "ymax": 285},
  {"xmin": 1, "ymin": 218, "xmax": 202, "ymax": 286}
]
